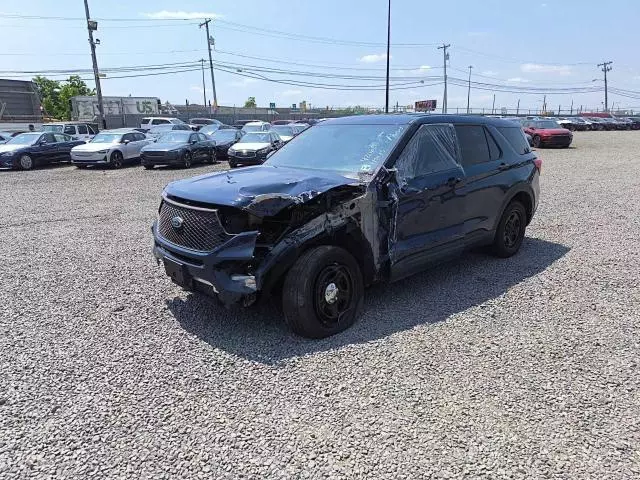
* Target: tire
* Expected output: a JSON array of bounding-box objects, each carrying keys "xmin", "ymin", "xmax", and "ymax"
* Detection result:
[
  {"xmin": 110, "ymin": 151, "xmax": 123, "ymax": 169},
  {"xmin": 532, "ymin": 135, "xmax": 542, "ymax": 148},
  {"xmin": 228, "ymin": 161, "xmax": 237, "ymax": 168},
  {"xmin": 491, "ymin": 201, "xmax": 527, "ymax": 258},
  {"xmin": 207, "ymin": 149, "xmax": 216, "ymax": 164},
  {"xmin": 182, "ymin": 152, "xmax": 192, "ymax": 169},
  {"xmin": 282, "ymin": 246, "xmax": 364, "ymax": 339},
  {"xmin": 143, "ymin": 165, "xmax": 154, "ymax": 170},
  {"xmin": 75, "ymin": 165, "xmax": 87, "ymax": 169},
  {"xmin": 18, "ymin": 154, "xmax": 34, "ymax": 170}
]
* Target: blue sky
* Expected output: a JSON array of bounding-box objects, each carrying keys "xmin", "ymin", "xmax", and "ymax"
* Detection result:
[{"xmin": 1, "ymin": 0, "xmax": 639, "ymax": 112}]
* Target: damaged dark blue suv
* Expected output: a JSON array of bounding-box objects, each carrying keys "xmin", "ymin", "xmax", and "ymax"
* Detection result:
[{"xmin": 152, "ymin": 115, "xmax": 541, "ymax": 338}]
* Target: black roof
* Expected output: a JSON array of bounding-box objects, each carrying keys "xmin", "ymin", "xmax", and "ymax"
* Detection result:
[{"xmin": 323, "ymin": 114, "xmax": 518, "ymax": 127}]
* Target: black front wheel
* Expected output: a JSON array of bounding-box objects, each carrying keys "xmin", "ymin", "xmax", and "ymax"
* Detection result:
[
  {"xmin": 491, "ymin": 201, "xmax": 526, "ymax": 258},
  {"xmin": 532, "ymin": 135, "xmax": 542, "ymax": 148},
  {"xmin": 110, "ymin": 151, "xmax": 123, "ymax": 169},
  {"xmin": 207, "ymin": 149, "xmax": 217, "ymax": 164},
  {"xmin": 182, "ymin": 152, "xmax": 192, "ymax": 169},
  {"xmin": 282, "ymin": 246, "xmax": 364, "ymax": 339}
]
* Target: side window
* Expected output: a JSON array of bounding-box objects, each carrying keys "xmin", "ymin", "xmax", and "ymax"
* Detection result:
[
  {"xmin": 63, "ymin": 125, "xmax": 76, "ymax": 135},
  {"xmin": 395, "ymin": 124, "xmax": 460, "ymax": 181},
  {"xmin": 53, "ymin": 134, "xmax": 67, "ymax": 143},
  {"xmin": 497, "ymin": 127, "xmax": 531, "ymax": 155},
  {"xmin": 455, "ymin": 125, "xmax": 490, "ymax": 166},
  {"xmin": 122, "ymin": 133, "xmax": 134, "ymax": 143},
  {"xmin": 152, "ymin": 119, "xmax": 169, "ymax": 125},
  {"xmin": 485, "ymin": 129, "xmax": 501, "ymax": 161},
  {"xmin": 198, "ymin": 133, "xmax": 207, "ymax": 142},
  {"xmin": 44, "ymin": 133, "xmax": 58, "ymax": 143},
  {"xmin": 189, "ymin": 134, "xmax": 198, "ymax": 143},
  {"xmin": 77, "ymin": 125, "xmax": 88, "ymax": 134},
  {"xmin": 135, "ymin": 133, "xmax": 146, "ymax": 141},
  {"xmin": 87, "ymin": 125, "xmax": 96, "ymax": 135}
]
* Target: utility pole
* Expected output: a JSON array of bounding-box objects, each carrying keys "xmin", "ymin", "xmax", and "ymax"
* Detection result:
[
  {"xmin": 200, "ymin": 59, "xmax": 207, "ymax": 112},
  {"xmin": 516, "ymin": 99, "xmax": 520, "ymax": 115},
  {"xmin": 491, "ymin": 94, "xmax": 496, "ymax": 114},
  {"xmin": 542, "ymin": 94, "xmax": 547, "ymax": 114},
  {"xmin": 466, "ymin": 65, "xmax": 473, "ymax": 114},
  {"xmin": 200, "ymin": 19, "xmax": 218, "ymax": 113},
  {"xmin": 438, "ymin": 44, "xmax": 450, "ymax": 113},
  {"xmin": 83, "ymin": 0, "xmax": 105, "ymax": 129},
  {"xmin": 385, "ymin": 0, "xmax": 391, "ymax": 113},
  {"xmin": 597, "ymin": 61, "xmax": 612, "ymax": 111}
]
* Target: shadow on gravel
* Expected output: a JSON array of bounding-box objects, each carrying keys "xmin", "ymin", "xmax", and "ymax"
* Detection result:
[{"xmin": 167, "ymin": 237, "xmax": 570, "ymax": 364}]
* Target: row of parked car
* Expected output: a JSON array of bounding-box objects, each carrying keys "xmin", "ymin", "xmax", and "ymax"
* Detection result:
[
  {"xmin": 0, "ymin": 119, "xmax": 312, "ymax": 171},
  {"xmin": 556, "ymin": 116, "xmax": 640, "ymax": 131}
]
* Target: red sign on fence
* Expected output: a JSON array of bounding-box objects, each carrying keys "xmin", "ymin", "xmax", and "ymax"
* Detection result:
[{"xmin": 415, "ymin": 100, "xmax": 437, "ymax": 111}]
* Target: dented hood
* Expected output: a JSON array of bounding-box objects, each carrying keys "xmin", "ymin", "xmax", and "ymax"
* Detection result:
[{"xmin": 164, "ymin": 165, "xmax": 361, "ymax": 216}]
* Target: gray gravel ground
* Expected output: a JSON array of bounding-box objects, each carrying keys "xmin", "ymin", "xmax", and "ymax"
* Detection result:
[{"xmin": 1, "ymin": 131, "xmax": 639, "ymax": 479}]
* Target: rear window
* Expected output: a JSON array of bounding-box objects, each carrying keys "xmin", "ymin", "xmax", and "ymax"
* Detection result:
[
  {"xmin": 497, "ymin": 127, "xmax": 531, "ymax": 155},
  {"xmin": 77, "ymin": 125, "xmax": 88, "ymax": 134}
]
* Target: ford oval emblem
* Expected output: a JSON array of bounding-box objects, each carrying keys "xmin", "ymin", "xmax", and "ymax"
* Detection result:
[{"xmin": 171, "ymin": 216, "xmax": 184, "ymax": 230}]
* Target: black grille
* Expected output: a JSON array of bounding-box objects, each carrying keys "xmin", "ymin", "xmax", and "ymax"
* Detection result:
[
  {"xmin": 158, "ymin": 200, "xmax": 232, "ymax": 252},
  {"xmin": 547, "ymin": 135, "xmax": 572, "ymax": 146}
]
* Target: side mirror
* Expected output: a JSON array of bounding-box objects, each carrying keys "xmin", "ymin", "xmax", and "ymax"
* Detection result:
[
  {"xmin": 39, "ymin": 140, "xmax": 48, "ymax": 145},
  {"xmin": 190, "ymin": 139, "xmax": 198, "ymax": 144},
  {"xmin": 123, "ymin": 139, "xmax": 131, "ymax": 144},
  {"xmin": 529, "ymin": 126, "xmax": 536, "ymax": 131}
]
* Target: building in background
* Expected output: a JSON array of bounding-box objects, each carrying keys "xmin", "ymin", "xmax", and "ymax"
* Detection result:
[{"xmin": 0, "ymin": 79, "xmax": 43, "ymax": 131}]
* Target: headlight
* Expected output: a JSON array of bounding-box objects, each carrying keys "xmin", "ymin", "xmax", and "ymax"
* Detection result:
[{"xmin": 96, "ymin": 149, "xmax": 109, "ymax": 154}]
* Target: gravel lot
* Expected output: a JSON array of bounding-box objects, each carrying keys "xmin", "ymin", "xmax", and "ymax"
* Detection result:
[{"xmin": 1, "ymin": 131, "xmax": 639, "ymax": 479}]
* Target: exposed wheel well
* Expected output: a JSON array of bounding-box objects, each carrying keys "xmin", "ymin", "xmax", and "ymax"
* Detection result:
[{"xmin": 511, "ymin": 191, "xmax": 533, "ymax": 225}]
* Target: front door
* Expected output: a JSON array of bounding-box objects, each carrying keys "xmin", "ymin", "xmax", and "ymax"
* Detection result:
[{"xmin": 388, "ymin": 123, "xmax": 467, "ymax": 281}]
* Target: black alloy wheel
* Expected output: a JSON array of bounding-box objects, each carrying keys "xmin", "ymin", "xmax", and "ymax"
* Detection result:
[
  {"xmin": 532, "ymin": 135, "xmax": 542, "ymax": 148},
  {"xmin": 182, "ymin": 152, "xmax": 192, "ymax": 168},
  {"xmin": 110, "ymin": 151, "xmax": 123, "ymax": 169}
]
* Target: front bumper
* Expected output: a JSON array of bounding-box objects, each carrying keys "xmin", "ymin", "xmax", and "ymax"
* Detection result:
[
  {"xmin": 228, "ymin": 151, "xmax": 267, "ymax": 166},
  {"xmin": 151, "ymin": 221, "xmax": 260, "ymax": 304},
  {"xmin": 71, "ymin": 152, "xmax": 109, "ymax": 164},
  {"xmin": 0, "ymin": 155, "xmax": 15, "ymax": 168},
  {"xmin": 141, "ymin": 153, "xmax": 181, "ymax": 166},
  {"xmin": 540, "ymin": 135, "xmax": 572, "ymax": 147}
]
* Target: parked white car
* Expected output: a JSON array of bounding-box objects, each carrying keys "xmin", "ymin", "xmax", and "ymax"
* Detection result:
[
  {"xmin": 271, "ymin": 125, "xmax": 295, "ymax": 142},
  {"xmin": 42, "ymin": 122, "xmax": 96, "ymax": 142},
  {"xmin": 140, "ymin": 117, "xmax": 190, "ymax": 131},
  {"xmin": 241, "ymin": 121, "xmax": 271, "ymax": 133},
  {"xmin": 71, "ymin": 129, "xmax": 152, "ymax": 168}
]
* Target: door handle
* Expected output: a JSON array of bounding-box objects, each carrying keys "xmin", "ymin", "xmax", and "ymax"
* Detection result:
[{"xmin": 447, "ymin": 177, "xmax": 461, "ymax": 187}]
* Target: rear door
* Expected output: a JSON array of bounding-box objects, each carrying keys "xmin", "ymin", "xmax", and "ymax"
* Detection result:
[
  {"xmin": 63, "ymin": 125, "xmax": 78, "ymax": 140},
  {"xmin": 76, "ymin": 124, "xmax": 91, "ymax": 142},
  {"xmin": 121, "ymin": 133, "xmax": 137, "ymax": 159},
  {"xmin": 388, "ymin": 123, "xmax": 467, "ymax": 281},
  {"xmin": 453, "ymin": 124, "xmax": 509, "ymax": 244}
]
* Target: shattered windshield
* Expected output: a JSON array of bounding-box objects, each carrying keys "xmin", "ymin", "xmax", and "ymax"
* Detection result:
[{"xmin": 266, "ymin": 123, "xmax": 407, "ymax": 174}]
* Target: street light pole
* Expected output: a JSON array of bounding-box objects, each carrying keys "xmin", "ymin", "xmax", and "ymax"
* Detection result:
[
  {"xmin": 384, "ymin": 0, "xmax": 391, "ymax": 113},
  {"xmin": 466, "ymin": 65, "xmax": 473, "ymax": 114},
  {"xmin": 83, "ymin": 0, "xmax": 105, "ymax": 129}
]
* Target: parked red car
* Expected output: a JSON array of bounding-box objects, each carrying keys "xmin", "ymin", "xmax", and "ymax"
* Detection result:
[{"xmin": 522, "ymin": 119, "xmax": 573, "ymax": 148}]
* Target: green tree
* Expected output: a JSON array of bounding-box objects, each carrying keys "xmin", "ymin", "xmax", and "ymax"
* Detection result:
[
  {"xmin": 33, "ymin": 75, "xmax": 95, "ymax": 120},
  {"xmin": 244, "ymin": 96, "xmax": 257, "ymax": 108}
]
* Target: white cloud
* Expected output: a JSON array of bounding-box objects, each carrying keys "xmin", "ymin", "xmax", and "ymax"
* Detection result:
[
  {"xmin": 521, "ymin": 63, "xmax": 572, "ymax": 76},
  {"xmin": 143, "ymin": 10, "xmax": 223, "ymax": 20},
  {"xmin": 229, "ymin": 78, "xmax": 258, "ymax": 88},
  {"xmin": 280, "ymin": 90, "xmax": 303, "ymax": 97},
  {"xmin": 507, "ymin": 77, "xmax": 529, "ymax": 83},
  {"xmin": 482, "ymin": 70, "xmax": 498, "ymax": 76},
  {"xmin": 358, "ymin": 53, "xmax": 389, "ymax": 63}
]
